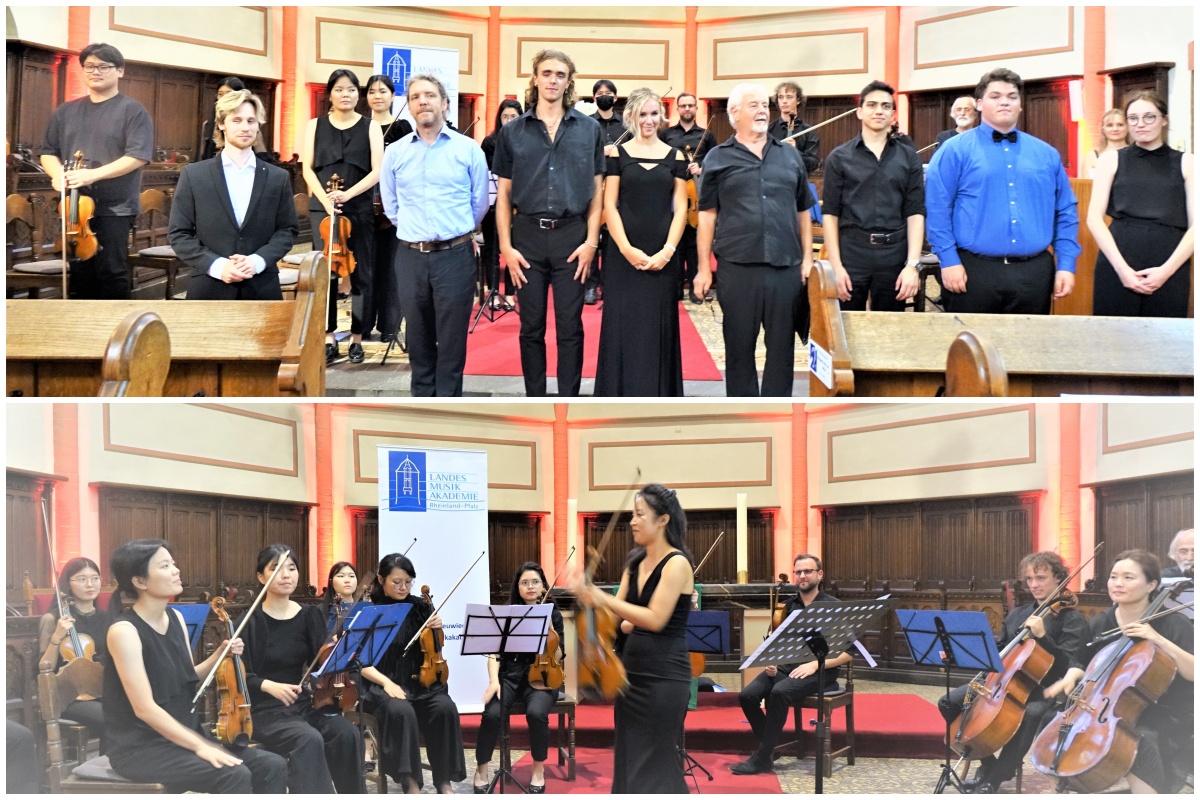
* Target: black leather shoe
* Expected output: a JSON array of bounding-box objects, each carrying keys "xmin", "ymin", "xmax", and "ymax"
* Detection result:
[
  {"xmin": 529, "ymin": 783, "xmax": 546, "ymax": 794},
  {"xmin": 689, "ymin": 289, "xmax": 703, "ymax": 304},
  {"xmin": 584, "ymin": 287, "xmax": 598, "ymax": 305},
  {"xmin": 962, "ymin": 775, "xmax": 998, "ymax": 793},
  {"xmin": 729, "ymin": 757, "xmax": 773, "ymax": 775},
  {"xmin": 380, "ymin": 332, "xmax": 394, "ymax": 344},
  {"xmin": 325, "ymin": 343, "xmax": 339, "ymax": 364},
  {"xmin": 472, "ymin": 784, "xmax": 489, "ymax": 794},
  {"xmin": 348, "ymin": 343, "xmax": 365, "ymax": 363}
]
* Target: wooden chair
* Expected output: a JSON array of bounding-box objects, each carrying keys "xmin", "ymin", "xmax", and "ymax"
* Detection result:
[
  {"xmin": 7, "ymin": 193, "xmax": 67, "ymax": 298},
  {"xmin": 912, "ymin": 253, "xmax": 943, "ymax": 312},
  {"xmin": 497, "ymin": 694, "xmax": 578, "ymax": 783},
  {"xmin": 358, "ymin": 710, "xmax": 436, "ymax": 794},
  {"xmin": 128, "ymin": 188, "xmax": 188, "ymax": 298},
  {"xmin": 280, "ymin": 194, "xmax": 312, "ymax": 299},
  {"xmin": 776, "ymin": 662, "xmax": 856, "ymax": 778}
]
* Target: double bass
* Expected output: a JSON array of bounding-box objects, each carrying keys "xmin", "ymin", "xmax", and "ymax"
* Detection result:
[{"xmin": 528, "ymin": 547, "xmax": 575, "ymax": 692}]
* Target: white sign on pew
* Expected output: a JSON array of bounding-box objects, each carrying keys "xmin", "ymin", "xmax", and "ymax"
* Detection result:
[{"xmin": 808, "ymin": 339, "xmax": 833, "ymax": 390}]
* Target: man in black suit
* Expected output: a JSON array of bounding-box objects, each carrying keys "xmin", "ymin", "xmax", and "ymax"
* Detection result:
[{"xmin": 169, "ymin": 89, "xmax": 298, "ymax": 300}]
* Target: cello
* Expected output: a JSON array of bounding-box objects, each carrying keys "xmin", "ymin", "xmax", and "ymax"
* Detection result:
[
  {"xmin": 1030, "ymin": 579, "xmax": 1192, "ymax": 793},
  {"xmin": 321, "ymin": 174, "xmax": 356, "ymax": 278},
  {"xmin": 688, "ymin": 532, "xmax": 725, "ymax": 677},
  {"xmin": 210, "ymin": 597, "xmax": 253, "ymax": 748},
  {"xmin": 528, "ymin": 546, "xmax": 575, "ymax": 692}
]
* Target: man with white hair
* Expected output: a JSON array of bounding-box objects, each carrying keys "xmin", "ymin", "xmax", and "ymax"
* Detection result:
[
  {"xmin": 694, "ymin": 83, "xmax": 813, "ymax": 397},
  {"xmin": 1163, "ymin": 528, "xmax": 1194, "ymax": 578},
  {"xmin": 935, "ymin": 95, "xmax": 977, "ymax": 147}
]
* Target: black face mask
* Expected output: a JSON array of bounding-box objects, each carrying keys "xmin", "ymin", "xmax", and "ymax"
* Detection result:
[{"xmin": 596, "ymin": 95, "xmax": 616, "ymax": 112}]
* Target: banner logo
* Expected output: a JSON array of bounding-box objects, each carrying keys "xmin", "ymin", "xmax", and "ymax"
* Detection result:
[
  {"xmin": 389, "ymin": 450, "xmax": 426, "ymax": 512},
  {"xmin": 382, "ymin": 47, "xmax": 412, "ymax": 92}
]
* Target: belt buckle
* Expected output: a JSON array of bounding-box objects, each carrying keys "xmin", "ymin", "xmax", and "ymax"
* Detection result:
[
  {"xmin": 538, "ymin": 218, "xmax": 554, "ymax": 230},
  {"xmin": 869, "ymin": 233, "xmax": 885, "ymax": 246},
  {"xmin": 417, "ymin": 241, "xmax": 433, "ymax": 254}
]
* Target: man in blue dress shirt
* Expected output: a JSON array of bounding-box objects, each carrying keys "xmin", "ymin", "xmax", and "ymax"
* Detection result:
[
  {"xmin": 925, "ymin": 68, "xmax": 1080, "ymax": 314},
  {"xmin": 381, "ymin": 73, "xmax": 489, "ymax": 397}
]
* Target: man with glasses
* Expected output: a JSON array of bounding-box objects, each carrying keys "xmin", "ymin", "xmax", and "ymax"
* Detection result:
[
  {"xmin": 767, "ymin": 81, "xmax": 819, "ymax": 174},
  {"xmin": 41, "ymin": 43, "xmax": 153, "ymax": 299},
  {"xmin": 732, "ymin": 554, "xmax": 853, "ymax": 775}
]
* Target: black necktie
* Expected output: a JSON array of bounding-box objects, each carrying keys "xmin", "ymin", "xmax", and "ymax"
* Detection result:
[{"xmin": 992, "ymin": 130, "xmax": 1017, "ymax": 144}]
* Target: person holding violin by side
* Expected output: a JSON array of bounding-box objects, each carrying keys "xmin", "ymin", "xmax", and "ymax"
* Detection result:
[
  {"xmin": 732, "ymin": 553, "xmax": 851, "ymax": 776},
  {"xmin": 38, "ymin": 556, "xmax": 113, "ymax": 740},
  {"xmin": 659, "ymin": 92, "xmax": 712, "ymax": 304},
  {"xmin": 365, "ymin": 74, "xmax": 413, "ymax": 345},
  {"xmin": 473, "ymin": 562, "xmax": 566, "ymax": 793},
  {"xmin": 360, "ymin": 553, "xmax": 466, "ymax": 793},
  {"xmin": 767, "ymin": 81, "xmax": 820, "ymax": 174},
  {"xmin": 237, "ymin": 545, "xmax": 366, "ymax": 794},
  {"xmin": 1041, "ymin": 550, "xmax": 1193, "ymax": 794},
  {"xmin": 40, "ymin": 43, "xmax": 153, "ymax": 299},
  {"xmin": 103, "ymin": 540, "xmax": 287, "ymax": 793},
  {"xmin": 318, "ymin": 560, "xmax": 362, "ymax": 632},
  {"xmin": 570, "ymin": 483, "xmax": 695, "ymax": 793},
  {"xmin": 937, "ymin": 551, "xmax": 1087, "ymax": 794},
  {"xmin": 301, "ymin": 68, "xmax": 384, "ymax": 365}
]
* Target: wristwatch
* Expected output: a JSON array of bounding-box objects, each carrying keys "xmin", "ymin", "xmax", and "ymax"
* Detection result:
[{"xmin": 904, "ymin": 259, "xmax": 921, "ymax": 269}]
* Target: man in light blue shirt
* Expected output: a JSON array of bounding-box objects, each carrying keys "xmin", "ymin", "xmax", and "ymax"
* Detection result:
[
  {"xmin": 926, "ymin": 67, "xmax": 1080, "ymax": 314},
  {"xmin": 381, "ymin": 73, "xmax": 489, "ymax": 396}
]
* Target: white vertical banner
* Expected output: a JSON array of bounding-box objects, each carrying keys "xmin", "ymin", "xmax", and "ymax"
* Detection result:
[
  {"xmin": 377, "ymin": 445, "xmax": 490, "ymax": 712},
  {"xmin": 372, "ymin": 43, "xmax": 461, "ymax": 129}
]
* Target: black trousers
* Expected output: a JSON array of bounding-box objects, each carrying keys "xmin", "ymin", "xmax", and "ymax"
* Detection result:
[
  {"xmin": 373, "ymin": 223, "xmax": 402, "ymax": 336},
  {"xmin": 362, "ymin": 683, "xmax": 422, "ymax": 787},
  {"xmin": 186, "ymin": 268, "xmax": 283, "ymax": 300},
  {"xmin": 677, "ymin": 225, "xmax": 699, "ymax": 289},
  {"xmin": 476, "ymin": 674, "xmax": 557, "ymax": 764},
  {"xmin": 312, "ymin": 207, "xmax": 376, "ymax": 335},
  {"xmin": 943, "ymin": 249, "xmax": 1055, "ymax": 314},
  {"xmin": 6, "ymin": 719, "xmax": 39, "ymax": 794},
  {"xmin": 838, "ymin": 234, "xmax": 908, "ymax": 312},
  {"xmin": 364, "ymin": 683, "xmax": 466, "ymax": 788},
  {"xmin": 1093, "ymin": 217, "xmax": 1190, "ymax": 318},
  {"xmin": 394, "ymin": 239, "xmax": 476, "ymax": 397},
  {"xmin": 69, "ymin": 214, "xmax": 134, "ymax": 299},
  {"xmin": 512, "ymin": 216, "xmax": 588, "ymax": 397},
  {"xmin": 110, "ymin": 732, "xmax": 287, "ymax": 793},
  {"xmin": 252, "ymin": 700, "xmax": 366, "ymax": 794},
  {"xmin": 739, "ymin": 670, "xmax": 838, "ymax": 764},
  {"xmin": 717, "ymin": 260, "xmax": 802, "ymax": 397}
]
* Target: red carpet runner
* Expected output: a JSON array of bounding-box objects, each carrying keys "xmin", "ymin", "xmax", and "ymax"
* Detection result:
[{"xmin": 463, "ymin": 301, "xmax": 722, "ymax": 381}]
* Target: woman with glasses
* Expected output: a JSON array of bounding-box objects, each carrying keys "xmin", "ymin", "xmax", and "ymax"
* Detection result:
[
  {"xmin": 1088, "ymin": 91, "xmax": 1194, "ymax": 317},
  {"xmin": 38, "ymin": 557, "xmax": 112, "ymax": 738},
  {"xmin": 473, "ymin": 562, "xmax": 565, "ymax": 793},
  {"xmin": 360, "ymin": 553, "xmax": 465, "ymax": 794}
]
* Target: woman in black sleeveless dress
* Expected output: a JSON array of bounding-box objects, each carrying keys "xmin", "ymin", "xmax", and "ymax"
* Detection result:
[
  {"xmin": 103, "ymin": 539, "xmax": 287, "ymax": 793},
  {"xmin": 1088, "ymin": 91, "xmax": 1194, "ymax": 317},
  {"xmin": 572, "ymin": 483, "xmax": 694, "ymax": 793},
  {"xmin": 595, "ymin": 88, "xmax": 688, "ymax": 396},
  {"xmin": 301, "ymin": 68, "xmax": 384, "ymax": 363}
]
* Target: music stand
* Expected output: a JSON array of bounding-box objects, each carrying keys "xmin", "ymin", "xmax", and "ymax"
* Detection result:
[
  {"xmin": 470, "ymin": 239, "xmax": 515, "ymax": 333},
  {"xmin": 680, "ymin": 610, "xmax": 729, "ymax": 790},
  {"xmin": 742, "ymin": 599, "xmax": 890, "ymax": 794},
  {"xmin": 169, "ymin": 603, "xmax": 211, "ymax": 655},
  {"xmin": 334, "ymin": 603, "xmax": 413, "ymax": 673},
  {"xmin": 462, "ymin": 603, "xmax": 553, "ymax": 794},
  {"xmin": 894, "ymin": 609, "xmax": 1002, "ymax": 795}
]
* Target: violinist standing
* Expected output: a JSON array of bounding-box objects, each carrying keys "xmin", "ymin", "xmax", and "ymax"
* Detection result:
[
  {"xmin": 169, "ymin": 90, "xmax": 298, "ymax": 300},
  {"xmin": 732, "ymin": 554, "xmax": 852, "ymax": 775},
  {"xmin": 103, "ymin": 540, "xmax": 287, "ymax": 793},
  {"xmin": 659, "ymin": 92, "xmax": 712, "ymax": 304},
  {"xmin": 938, "ymin": 551, "xmax": 1087, "ymax": 793},
  {"xmin": 360, "ymin": 553, "xmax": 466, "ymax": 794},
  {"xmin": 238, "ymin": 545, "xmax": 366, "ymax": 794},
  {"xmin": 40, "ymin": 43, "xmax": 153, "ymax": 299},
  {"xmin": 767, "ymin": 81, "xmax": 820, "ymax": 174},
  {"xmin": 473, "ymin": 562, "xmax": 566, "ymax": 793},
  {"xmin": 1043, "ymin": 550, "xmax": 1193, "ymax": 794},
  {"xmin": 570, "ymin": 484, "xmax": 695, "ymax": 793}
]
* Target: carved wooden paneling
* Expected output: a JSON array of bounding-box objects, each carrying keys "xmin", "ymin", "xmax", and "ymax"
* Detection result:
[
  {"xmin": 353, "ymin": 511, "xmax": 378, "ymax": 586},
  {"xmin": 921, "ymin": 500, "xmax": 973, "ymax": 581},
  {"xmin": 14, "ymin": 48, "xmax": 61, "ymax": 154},
  {"xmin": 1022, "ymin": 79, "xmax": 1073, "ymax": 173},
  {"xmin": 1095, "ymin": 471, "xmax": 1194, "ymax": 573},
  {"xmin": 166, "ymin": 500, "xmax": 217, "ymax": 595},
  {"xmin": 5, "ymin": 473, "xmax": 55, "ymax": 608},
  {"xmin": 487, "ymin": 513, "xmax": 541, "ymax": 601}
]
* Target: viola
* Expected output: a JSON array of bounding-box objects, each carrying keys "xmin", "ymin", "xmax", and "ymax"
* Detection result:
[
  {"xmin": 416, "ymin": 585, "xmax": 450, "ymax": 688},
  {"xmin": 528, "ymin": 547, "xmax": 575, "ymax": 692},
  {"xmin": 1031, "ymin": 580, "xmax": 1192, "ymax": 793},
  {"xmin": 37, "ymin": 499, "xmax": 102, "ymax": 701},
  {"xmin": 55, "ymin": 593, "xmax": 98, "ymax": 666},
  {"xmin": 309, "ymin": 605, "xmax": 359, "ymax": 713},
  {"xmin": 210, "ymin": 597, "xmax": 253, "ymax": 748},
  {"xmin": 58, "ymin": 150, "xmax": 98, "ymax": 261},
  {"xmin": 321, "ymin": 174, "xmax": 356, "ymax": 278}
]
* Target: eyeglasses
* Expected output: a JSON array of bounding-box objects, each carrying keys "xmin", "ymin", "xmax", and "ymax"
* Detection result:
[
  {"xmin": 82, "ymin": 63, "xmax": 116, "ymax": 74},
  {"xmin": 70, "ymin": 576, "xmax": 102, "ymax": 585},
  {"xmin": 388, "ymin": 578, "xmax": 414, "ymax": 589},
  {"xmin": 1125, "ymin": 114, "xmax": 1159, "ymax": 126},
  {"xmin": 793, "ymin": 568, "xmax": 818, "ymax": 576},
  {"xmin": 519, "ymin": 580, "xmax": 544, "ymax": 588}
]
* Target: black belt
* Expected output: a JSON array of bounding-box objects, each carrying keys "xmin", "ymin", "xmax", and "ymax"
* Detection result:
[
  {"xmin": 517, "ymin": 214, "xmax": 584, "ymax": 230},
  {"xmin": 962, "ymin": 249, "xmax": 1047, "ymax": 264},
  {"xmin": 397, "ymin": 232, "xmax": 474, "ymax": 253},
  {"xmin": 844, "ymin": 228, "xmax": 906, "ymax": 246}
]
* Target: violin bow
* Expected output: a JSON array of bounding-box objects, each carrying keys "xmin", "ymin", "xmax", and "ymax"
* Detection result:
[
  {"xmin": 401, "ymin": 550, "xmax": 486, "ymax": 654},
  {"xmin": 460, "ymin": 116, "xmax": 480, "ymax": 138},
  {"xmin": 693, "ymin": 531, "xmax": 725, "ymax": 577},
  {"xmin": 38, "ymin": 495, "xmax": 73, "ymax": 628},
  {"xmin": 916, "ymin": 141, "xmax": 939, "ymax": 155},
  {"xmin": 783, "ymin": 107, "xmax": 858, "ymax": 141},
  {"xmin": 539, "ymin": 545, "xmax": 577, "ymax": 604},
  {"xmin": 191, "ymin": 548, "xmax": 291, "ymax": 708},
  {"xmin": 58, "ymin": 158, "xmax": 69, "ymax": 298},
  {"xmin": 1030, "ymin": 543, "xmax": 1104, "ymax": 618},
  {"xmin": 586, "ymin": 467, "xmax": 643, "ymax": 585},
  {"xmin": 402, "ymin": 537, "xmax": 418, "ymax": 556}
]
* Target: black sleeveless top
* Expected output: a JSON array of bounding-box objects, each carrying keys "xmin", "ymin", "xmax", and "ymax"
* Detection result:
[
  {"xmin": 1107, "ymin": 144, "xmax": 1188, "ymax": 230},
  {"xmin": 41, "ymin": 605, "xmax": 114, "ymax": 668},
  {"xmin": 103, "ymin": 608, "xmax": 199, "ymax": 756},
  {"xmin": 621, "ymin": 551, "xmax": 692, "ymax": 683},
  {"xmin": 311, "ymin": 114, "xmax": 373, "ymax": 214}
]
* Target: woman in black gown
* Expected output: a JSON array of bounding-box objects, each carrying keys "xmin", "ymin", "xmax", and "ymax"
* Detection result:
[
  {"xmin": 366, "ymin": 74, "xmax": 414, "ymax": 344},
  {"xmin": 480, "ymin": 99, "xmax": 523, "ymax": 311},
  {"xmin": 1088, "ymin": 90, "xmax": 1194, "ymax": 317},
  {"xmin": 594, "ymin": 88, "xmax": 688, "ymax": 397},
  {"xmin": 571, "ymin": 483, "xmax": 694, "ymax": 793}
]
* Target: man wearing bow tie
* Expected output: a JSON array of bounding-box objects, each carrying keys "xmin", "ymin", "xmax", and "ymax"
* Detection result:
[{"xmin": 925, "ymin": 68, "xmax": 1080, "ymax": 314}]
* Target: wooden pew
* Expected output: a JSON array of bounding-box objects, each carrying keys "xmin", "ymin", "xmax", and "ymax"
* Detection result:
[
  {"xmin": 7, "ymin": 252, "xmax": 327, "ymax": 397},
  {"xmin": 806, "ymin": 260, "xmax": 1194, "ymax": 397},
  {"xmin": 98, "ymin": 311, "xmax": 171, "ymax": 397},
  {"xmin": 944, "ymin": 331, "xmax": 1008, "ymax": 397}
]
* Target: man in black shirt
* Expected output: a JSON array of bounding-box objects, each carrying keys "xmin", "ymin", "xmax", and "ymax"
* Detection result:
[
  {"xmin": 821, "ymin": 81, "xmax": 925, "ymax": 312},
  {"xmin": 41, "ymin": 43, "xmax": 154, "ymax": 299},
  {"xmin": 494, "ymin": 49, "xmax": 605, "ymax": 397},
  {"xmin": 732, "ymin": 554, "xmax": 853, "ymax": 776},
  {"xmin": 585, "ymin": 79, "xmax": 623, "ymax": 305},
  {"xmin": 767, "ymin": 81, "xmax": 819, "ymax": 174},
  {"xmin": 659, "ymin": 92, "xmax": 712, "ymax": 303},
  {"xmin": 934, "ymin": 95, "xmax": 978, "ymax": 148},
  {"xmin": 695, "ymin": 83, "xmax": 813, "ymax": 398}
]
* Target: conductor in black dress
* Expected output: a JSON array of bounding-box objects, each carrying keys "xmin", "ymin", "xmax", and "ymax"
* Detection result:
[{"xmin": 170, "ymin": 90, "xmax": 298, "ymax": 300}]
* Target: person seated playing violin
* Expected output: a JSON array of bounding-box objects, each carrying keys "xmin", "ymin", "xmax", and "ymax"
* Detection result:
[
  {"xmin": 103, "ymin": 540, "xmax": 287, "ymax": 793},
  {"xmin": 38, "ymin": 557, "xmax": 113, "ymax": 741},
  {"xmin": 473, "ymin": 562, "xmax": 566, "ymax": 793},
  {"xmin": 938, "ymin": 551, "xmax": 1088, "ymax": 794},
  {"xmin": 318, "ymin": 560, "xmax": 363, "ymax": 633},
  {"xmin": 237, "ymin": 545, "xmax": 366, "ymax": 794},
  {"xmin": 360, "ymin": 553, "xmax": 466, "ymax": 794},
  {"xmin": 1043, "ymin": 549, "xmax": 1194, "ymax": 795},
  {"xmin": 732, "ymin": 553, "xmax": 853, "ymax": 776}
]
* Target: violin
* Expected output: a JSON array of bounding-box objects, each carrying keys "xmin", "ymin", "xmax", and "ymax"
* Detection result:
[
  {"xmin": 529, "ymin": 547, "xmax": 574, "ymax": 691},
  {"xmin": 210, "ymin": 597, "xmax": 253, "ymax": 748},
  {"xmin": 321, "ymin": 174, "xmax": 356, "ymax": 278},
  {"xmin": 688, "ymin": 532, "xmax": 725, "ymax": 677},
  {"xmin": 58, "ymin": 150, "xmax": 98, "ymax": 261},
  {"xmin": 416, "ymin": 585, "xmax": 450, "ymax": 689},
  {"xmin": 55, "ymin": 592, "xmax": 98, "ymax": 666},
  {"xmin": 767, "ymin": 573, "xmax": 789, "ymax": 637},
  {"xmin": 681, "ymin": 127, "xmax": 711, "ymax": 230},
  {"xmin": 309, "ymin": 606, "xmax": 359, "ymax": 713},
  {"xmin": 1031, "ymin": 579, "xmax": 1192, "ymax": 793}
]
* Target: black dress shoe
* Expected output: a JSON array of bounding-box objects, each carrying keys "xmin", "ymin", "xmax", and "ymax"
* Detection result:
[
  {"xmin": 472, "ymin": 784, "xmax": 489, "ymax": 794},
  {"xmin": 529, "ymin": 782, "xmax": 545, "ymax": 794},
  {"xmin": 348, "ymin": 343, "xmax": 365, "ymax": 363},
  {"xmin": 962, "ymin": 775, "xmax": 998, "ymax": 793},
  {"xmin": 689, "ymin": 289, "xmax": 703, "ymax": 304},
  {"xmin": 584, "ymin": 287, "xmax": 598, "ymax": 305},
  {"xmin": 380, "ymin": 332, "xmax": 395, "ymax": 344},
  {"xmin": 325, "ymin": 342, "xmax": 339, "ymax": 364},
  {"xmin": 729, "ymin": 757, "xmax": 774, "ymax": 775}
]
